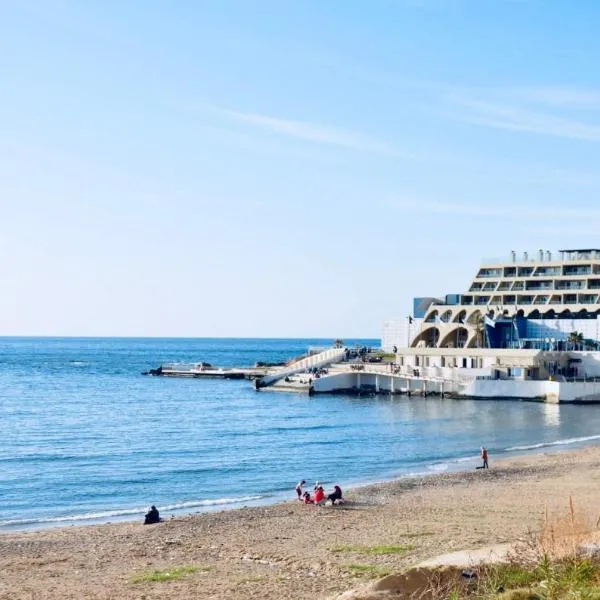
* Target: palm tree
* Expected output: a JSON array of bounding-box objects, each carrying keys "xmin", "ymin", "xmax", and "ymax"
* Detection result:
[
  {"xmin": 471, "ymin": 315, "xmax": 487, "ymax": 348},
  {"xmin": 567, "ymin": 331, "xmax": 584, "ymax": 350}
]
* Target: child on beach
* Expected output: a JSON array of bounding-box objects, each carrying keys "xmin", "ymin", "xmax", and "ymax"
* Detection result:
[{"xmin": 295, "ymin": 480, "xmax": 306, "ymax": 500}]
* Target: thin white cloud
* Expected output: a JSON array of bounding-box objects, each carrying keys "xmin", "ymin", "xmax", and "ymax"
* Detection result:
[
  {"xmin": 216, "ymin": 108, "xmax": 414, "ymax": 157},
  {"xmin": 446, "ymin": 96, "xmax": 600, "ymax": 141},
  {"xmin": 513, "ymin": 87, "xmax": 600, "ymax": 109},
  {"xmin": 387, "ymin": 197, "xmax": 600, "ymax": 220}
]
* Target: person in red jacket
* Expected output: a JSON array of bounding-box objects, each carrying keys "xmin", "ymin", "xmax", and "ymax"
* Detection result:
[{"xmin": 313, "ymin": 486, "xmax": 325, "ymax": 505}]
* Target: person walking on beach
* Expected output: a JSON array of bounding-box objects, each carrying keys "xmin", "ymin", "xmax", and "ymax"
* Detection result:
[
  {"xmin": 481, "ymin": 447, "xmax": 489, "ymax": 469},
  {"xmin": 295, "ymin": 480, "xmax": 306, "ymax": 500}
]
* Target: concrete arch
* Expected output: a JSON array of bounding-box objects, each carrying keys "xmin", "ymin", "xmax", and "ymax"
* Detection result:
[
  {"xmin": 424, "ymin": 309, "xmax": 439, "ymax": 323},
  {"xmin": 467, "ymin": 331, "xmax": 483, "ymax": 348},
  {"xmin": 439, "ymin": 326, "xmax": 469, "ymax": 348},
  {"xmin": 453, "ymin": 309, "xmax": 467, "ymax": 324},
  {"xmin": 410, "ymin": 326, "xmax": 441, "ymax": 348},
  {"xmin": 466, "ymin": 309, "xmax": 483, "ymax": 327},
  {"xmin": 440, "ymin": 309, "xmax": 453, "ymax": 323}
]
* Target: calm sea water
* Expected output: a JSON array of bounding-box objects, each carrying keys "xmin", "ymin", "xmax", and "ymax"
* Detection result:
[{"xmin": 3, "ymin": 336, "xmax": 600, "ymax": 532}]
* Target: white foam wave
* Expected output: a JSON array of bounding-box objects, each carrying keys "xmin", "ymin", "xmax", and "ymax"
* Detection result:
[
  {"xmin": 427, "ymin": 463, "xmax": 449, "ymax": 472},
  {"xmin": 506, "ymin": 434, "xmax": 600, "ymax": 452},
  {"xmin": 0, "ymin": 495, "xmax": 264, "ymax": 527}
]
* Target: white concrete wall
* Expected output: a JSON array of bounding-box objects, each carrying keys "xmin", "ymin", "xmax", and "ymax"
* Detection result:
[
  {"xmin": 569, "ymin": 352, "xmax": 600, "ymax": 377},
  {"xmin": 460, "ymin": 379, "xmax": 556, "ymax": 401},
  {"xmin": 382, "ymin": 318, "xmax": 423, "ymax": 351},
  {"xmin": 559, "ymin": 381, "xmax": 600, "ymax": 402}
]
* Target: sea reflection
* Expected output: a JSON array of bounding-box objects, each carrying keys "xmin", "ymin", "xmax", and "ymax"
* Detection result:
[{"xmin": 542, "ymin": 403, "xmax": 561, "ymax": 428}]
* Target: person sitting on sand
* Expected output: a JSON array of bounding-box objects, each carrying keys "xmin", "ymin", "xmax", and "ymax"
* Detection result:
[
  {"xmin": 313, "ymin": 486, "xmax": 325, "ymax": 505},
  {"xmin": 295, "ymin": 480, "xmax": 306, "ymax": 500},
  {"xmin": 481, "ymin": 447, "xmax": 489, "ymax": 469},
  {"xmin": 303, "ymin": 491, "xmax": 313, "ymax": 504},
  {"xmin": 144, "ymin": 505, "xmax": 160, "ymax": 525},
  {"xmin": 327, "ymin": 484, "xmax": 343, "ymax": 505}
]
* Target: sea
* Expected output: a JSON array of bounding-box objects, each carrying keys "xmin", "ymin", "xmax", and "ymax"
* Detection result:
[{"xmin": 3, "ymin": 336, "xmax": 600, "ymax": 532}]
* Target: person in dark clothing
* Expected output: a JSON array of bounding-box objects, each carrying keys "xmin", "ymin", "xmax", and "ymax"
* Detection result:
[
  {"xmin": 144, "ymin": 505, "xmax": 160, "ymax": 524},
  {"xmin": 295, "ymin": 480, "xmax": 306, "ymax": 500},
  {"xmin": 481, "ymin": 447, "xmax": 489, "ymax": 469},
  {"xmin": 327, "ymin": 485, "xmax": 343, "ymax": 504}
]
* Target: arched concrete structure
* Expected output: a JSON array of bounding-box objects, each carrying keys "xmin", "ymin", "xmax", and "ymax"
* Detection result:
[
  {"xmin": 439, "ymin": 326, "xmax": 470, "ymax": 348},
  {"xmin": 440, "ymin": 309, "xmax": 452, "ymax": 323},
  {"xmin": 411, "ymin": 326, "xmax": 441, "ymax": 348},
  {"xmin": 453, "ymin": 309, "xmax": 467, "ymax": 323},
  {"xmin": 424, "ymin": 309, "xmax": 439, "ymax": 323}
]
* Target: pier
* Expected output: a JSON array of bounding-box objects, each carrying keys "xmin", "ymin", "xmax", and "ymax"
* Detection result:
[
  {"xmin": 143, "ymin": 364, "xmax": 270, "ymax": 380},
  {"xmin": 143, "ymin": 346, "xmax": 600, "ymax": 403}
]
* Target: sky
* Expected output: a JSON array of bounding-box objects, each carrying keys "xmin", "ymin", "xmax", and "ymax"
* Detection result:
[{"xmin": 2, "ymin": 0, "xmax": 600, "ymax": 338}]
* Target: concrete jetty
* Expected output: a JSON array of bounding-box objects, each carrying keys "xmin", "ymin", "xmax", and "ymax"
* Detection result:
[{"xmin": 143, "ymin": 364, "xmax": 270, "ymax": 380}]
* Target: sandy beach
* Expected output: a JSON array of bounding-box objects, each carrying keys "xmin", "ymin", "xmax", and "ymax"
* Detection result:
[{"xmin": 3, "ymin": 446, "xmax": 600, "ymax": 600}]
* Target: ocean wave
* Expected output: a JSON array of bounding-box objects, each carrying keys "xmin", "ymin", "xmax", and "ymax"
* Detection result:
[
  {"xmin": 427, "ymin": 463, "xmax": 449, "ymax": 472},
  {"xmin": 0, "ymin": 495, "xmax": 264, "ymax": 527},
  {"xmin": 505, "ymin": 434, "xmax": 600, "ymax": 452}
]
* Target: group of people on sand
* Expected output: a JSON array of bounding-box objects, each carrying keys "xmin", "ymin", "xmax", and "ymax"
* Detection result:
[{"xmin": 295, "ymin": 480, "xmax": 344, "ymax": 505}]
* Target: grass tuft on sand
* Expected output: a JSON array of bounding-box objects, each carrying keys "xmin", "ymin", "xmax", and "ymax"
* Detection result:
[
  {"xmin": 131, "ymin": 565, "xmax": 210, "ymax": 583},
  {"xmin": 342, "ymin": 564, "xmax": 393, "ymax": 578},
  {"xmin": 433, "ymin": 498, "xmax": 600, "ymax": 599}
]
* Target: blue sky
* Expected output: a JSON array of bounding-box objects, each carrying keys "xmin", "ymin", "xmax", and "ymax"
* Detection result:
[{"xmin": 2, "ymin": 0, "xmax": 600, "ymax": 337}]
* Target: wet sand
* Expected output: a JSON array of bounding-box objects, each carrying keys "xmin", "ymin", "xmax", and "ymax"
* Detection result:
[{"xmin": 3, "ymin": 447, "xmax": 600, "ymax": 600}]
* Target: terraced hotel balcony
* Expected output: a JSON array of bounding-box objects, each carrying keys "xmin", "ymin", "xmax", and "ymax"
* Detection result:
[
  {"xmin": 563, "ymin": 265, "xmax": 592, "ymax": 276},
  {"xmin": 555, "ymin": 281, "xmax": 585, "ymax": 290},
  {"xmin": 533, "ymin": 268, "xmax": 561, "ymax": 276},
  {"xmin": 526, "ymin": 281, "xmax": 553, "ymax": 291},
  {"xmin": 476, "ymin": 268, "xmax": 502, "ymax": 278}
]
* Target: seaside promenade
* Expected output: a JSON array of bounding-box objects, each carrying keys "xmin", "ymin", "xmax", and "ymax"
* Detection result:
[{"xmin": 3, "ymin": 446, "xmax": 600, "ymax": 599}]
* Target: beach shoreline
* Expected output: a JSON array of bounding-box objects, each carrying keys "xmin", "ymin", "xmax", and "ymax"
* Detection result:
[
  {"xmin": 3, "ymin": 435, "xmax": 596, "ymax": 535},
  {"xmin": 4, "ymin": 445, "xmax": 600, "ymax": 599}
]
